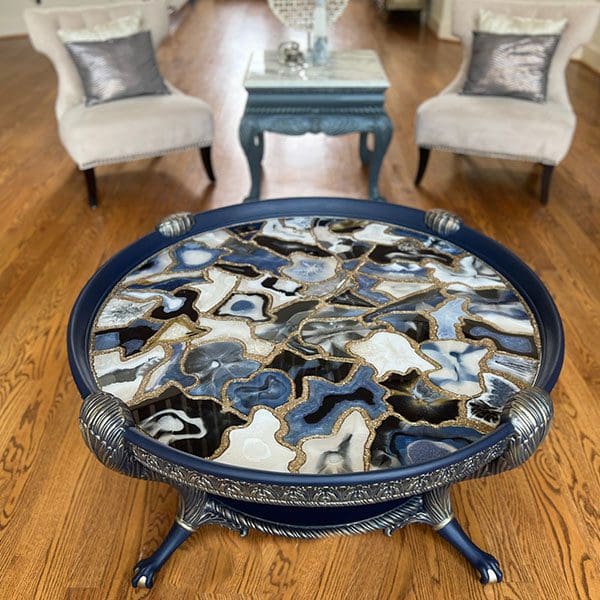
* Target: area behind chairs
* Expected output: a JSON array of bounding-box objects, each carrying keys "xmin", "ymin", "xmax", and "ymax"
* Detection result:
[
  {"xmin": 24, "ymin": 0, "xmax": 215, "ymax": 208},
  {"xmin": 414, "ymin": 0, "xmax": 600, "ymax": 205}
]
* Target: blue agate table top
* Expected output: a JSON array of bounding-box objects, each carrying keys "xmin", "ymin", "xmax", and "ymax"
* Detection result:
[{"xmin": 86, "ymin": 208, "xmax": 548, "ymax": 476}]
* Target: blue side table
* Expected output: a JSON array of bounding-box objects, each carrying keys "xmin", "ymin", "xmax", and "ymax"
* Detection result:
[{"xmin": 239, "ymin": 50, "xmax": 392, "ymax": 202}]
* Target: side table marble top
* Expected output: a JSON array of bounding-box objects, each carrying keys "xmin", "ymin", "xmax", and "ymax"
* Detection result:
[
  {"xmin": 244, "ymin": 49, "xmax": 389, "ymax": 89},
  {"xmin": 240, "ymin": 49, "xmax": 393, "ymax": 202}
]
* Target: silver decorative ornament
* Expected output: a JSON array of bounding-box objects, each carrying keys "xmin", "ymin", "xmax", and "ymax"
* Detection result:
[
  {"xmin": 424, "ymin": 208, "xmax": 463, "ymax": 236},
  {"xmin": 156, "ymin": 212, "xmax": 195, "ymax": 237}
]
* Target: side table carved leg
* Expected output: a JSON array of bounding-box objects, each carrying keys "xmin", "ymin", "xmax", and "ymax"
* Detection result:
[
  {"xmin": 256, "ymin": 131, "xmax": 265, "ymax": 164},
  {"xmin": 422, "ymin": 486, "xmax": 503, "ymax": 584},
  {"xmin": 368, "ymin": 114, "xmax": 392, "ymax": 202},
  {"xmin": 359, "ymin": 132, "xmax": 372, "ymax": 166},
  {"xmin": 239, "ymin": 115, "xmax": 263, "ymax": 202},
  {"xmin": 132, "ymin": 488, "xmax": 247, "ymax": 589}
]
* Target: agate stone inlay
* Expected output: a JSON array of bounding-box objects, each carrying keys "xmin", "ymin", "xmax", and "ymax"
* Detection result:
[{"xmin": 90, "ymin": 217, "xmax": 541, "ymax": 474}]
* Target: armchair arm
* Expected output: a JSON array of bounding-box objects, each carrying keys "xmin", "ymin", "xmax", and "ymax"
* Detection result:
[{"xmin": 472, "ymin": 386, "xmax": 553, "ymax": 479}]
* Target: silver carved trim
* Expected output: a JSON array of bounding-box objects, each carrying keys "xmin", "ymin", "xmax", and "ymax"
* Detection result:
[
  {"xmin": 420, "ymin": 143, "xmax": 557, "ymax": 166},
  {"xmin": 130, "ymin": 439, "xmax": 508, "ymax": 507},
  {"xmin": 424, "ymin": 209, "xmax": 462, "ymax": 236},
  {"xmin": 241, "ymin": 113, "xmax": 389, "ymax": 137},
  {"xmin": 245, "ymin": 105, "xmax": 386, "ymax": 114},
  {"xmin": 207, "ymin": 496, "xmax": 429, "ymax": 539},
  {"xmin": 156, "ymin": 212, "xmax": 195, "ymax": 238},
  {"xmin": 176, "ymin": 488, "xmax": 249, "ymax": 536},
  {"xmin": 422, "ymin": 485, "xmax": 453, "ymax": 529},
  {"xmin": 473, "ymin": 387, "xmax": 553, "ymax": 478},
  {"xmin": 79, "ymin": 391, "xmax": 149, "ymax": 479}
]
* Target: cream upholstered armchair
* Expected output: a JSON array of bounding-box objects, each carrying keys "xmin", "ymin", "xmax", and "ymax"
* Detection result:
[
  {"xmin": 25, "ymin": 1, "xmax": 215, "ymax": 207},
  {"xmin": 414, "ymin": 0, "xmax": 600, "ymax": 205}
]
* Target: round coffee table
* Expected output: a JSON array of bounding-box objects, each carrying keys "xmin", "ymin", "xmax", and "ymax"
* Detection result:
[{"xmin": 68, "ymin": 198, "xmax": 563, "ymax": 588}]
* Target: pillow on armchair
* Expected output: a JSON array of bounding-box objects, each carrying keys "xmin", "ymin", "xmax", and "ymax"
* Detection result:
[
  {"xmin": 460, "ymin": 8, "xmax": 566, "ymax": 102},
  {"xmin": 65, "ymin": 30, "xmax": 170, "ymax": 106},
  {"xmin": 461, "ymin": 32, "xmax": 561, "ymax": 102}
]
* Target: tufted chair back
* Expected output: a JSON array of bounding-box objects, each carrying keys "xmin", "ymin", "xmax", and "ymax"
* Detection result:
[{"xmin": 25, "ymin": 1, "xmax": 169, "ymax": 119}]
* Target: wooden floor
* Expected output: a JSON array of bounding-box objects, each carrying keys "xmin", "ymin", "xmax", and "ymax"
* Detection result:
[{"xmin": 0, "ymin": 1, "xmax": 599, "ymax": 598}]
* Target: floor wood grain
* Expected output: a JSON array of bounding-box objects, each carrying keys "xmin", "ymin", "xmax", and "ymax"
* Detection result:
[{"xmin": 0, "ymin": 1, "xmax": 598, "ymax": 598}]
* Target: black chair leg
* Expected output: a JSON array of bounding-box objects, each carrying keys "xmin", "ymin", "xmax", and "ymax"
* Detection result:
[
  {"xmin": 540, "ymin": 164, "xmax": 554, "ymax": 205},
  {"xmin": 200, "ymin": 146, "xmax": 216, "ymax": 182},
  {"xmin": 415, "ymin": 147, "xmax": 430, "ymax": 186},
  {"xmin": 83, "ymin": 168, "xmax": 97, "ymax": 208}
]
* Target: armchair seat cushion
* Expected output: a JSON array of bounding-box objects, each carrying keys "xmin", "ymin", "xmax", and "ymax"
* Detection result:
[
  {"xmin": 415, "ymin": 92, "xmax": 575, "ymax": 165},
  {"xmin": 59, "ymin": 87, "xmax": 213, "ymax": 169}
]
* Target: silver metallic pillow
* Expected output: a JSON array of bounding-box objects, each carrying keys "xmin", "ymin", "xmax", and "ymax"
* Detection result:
[
  {"xmin": 462, "ymin": 32, "xmax": 560, "ymax": 103},
  {"xmin": 65, "ymin": 31, "xmax": 170, "ymax": 106}
]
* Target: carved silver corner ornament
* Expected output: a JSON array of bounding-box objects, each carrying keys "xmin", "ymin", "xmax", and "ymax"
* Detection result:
[
  {"xmin": 79, "ymin": 391, "xmax": 149, "ymax": 480},
  {"xmin": 424, "ymin": 209, "xmax": 462, "ymax": 236},
  {"xmin": 156, "ymin": 212, "xmax": 195, "ymax": 238},
  {"xmin": 474, "ymin": 387, "xmax": 553, "ymax": 479}
]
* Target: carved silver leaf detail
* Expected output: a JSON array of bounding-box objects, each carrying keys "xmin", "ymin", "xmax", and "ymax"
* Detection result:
[
  {"xmin": 473, "ymin": 387, "xmax": 553, "ymax": 478},
  {"xmin": 130, "ymin": 439, "xmax": 508, "ymax": 507},
  {"xmin": 79, "ymin": 391, "xmax": 149, "ymax": 479},
  {"xmin": 157, "ymin": 212, "xmax": 195, "ymax": 237},
  {"xmin": 422, "ymin": 485, "xmax": 453, "ymax": 528},
  {"xmin": 424, "ymin": 209, "xmax": 462, "ymax": 236},
  {"xmin": 208, "ymin": 495, "xmax": 428, "ymax": 539}
]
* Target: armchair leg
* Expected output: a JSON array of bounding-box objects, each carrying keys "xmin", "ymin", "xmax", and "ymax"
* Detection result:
[
  {"xmin": 415, "ymin": 147, "xmax": 430, "ymax": 186},
  {"xmin": 540, "ymin": 164, "xmax": 554, "ymax": 205},
  {"xmin": 200, "ymin": 146, "xmax": 216, "ymax": 182},
  {"xmin": 83, "ymin": 168, "xmax": 97, "ymax": 208}
]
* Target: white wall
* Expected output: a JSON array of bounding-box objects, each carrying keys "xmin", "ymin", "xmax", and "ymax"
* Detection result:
[
  {"xmin": 581, "ymin": 18, "xmax": 600, "ymax": 70},
  {"xmin": 1, "ymin": 0, "xmax": 38, "ymax": 36},
  {"xmin": 427, "ymin": 0, "xmax": 600, "ymax": 72}
]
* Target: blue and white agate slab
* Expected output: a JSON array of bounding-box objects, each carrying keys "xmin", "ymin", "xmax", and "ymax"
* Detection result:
[{"xmin": 89, "ymin": 216, "xmax": 542, "ymax": 474}]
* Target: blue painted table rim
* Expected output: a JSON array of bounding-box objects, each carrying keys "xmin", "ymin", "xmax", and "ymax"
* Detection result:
[{"xmin": 67, "ymin": 196, "xmax": 564, "ymax": 487}]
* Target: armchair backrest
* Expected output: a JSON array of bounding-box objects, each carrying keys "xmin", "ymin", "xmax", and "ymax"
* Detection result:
[
  {"xmin": 446, "ymin": 0, "xmax": 600, "ymax": 105},
  {"xmin": 24, "ymin": 1, "xmax": 169, "ymax": 119}
]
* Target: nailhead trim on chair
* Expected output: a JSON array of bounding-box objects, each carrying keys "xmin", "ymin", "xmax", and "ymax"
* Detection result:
[
  {"xmin": 422, "ymin": 143, "xmax": 559, "ymax": 166},
  {"xmin": 78, "ymin": 139, "xmax": 214, "ymax": 170}
]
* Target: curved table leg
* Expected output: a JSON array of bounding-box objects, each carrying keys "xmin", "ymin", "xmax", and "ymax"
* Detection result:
[
  {"xmin": 132, "ymin": 522, "xmax": 192, "ymax": 589},
  {"xmin": 239, "ymin": 115, "xmax": 263, "ymax": 203},
  {"xmin": 132, "ymin": 487, "xmax": 247, "ymax": 588},
  {"xmin": 359, "ymin": 132, "xmax": 371, "ymax": 166},
  {"xmin": 436, "ymin": 519, "xmax": 503, "ymax": 584},
  {"xmin": 422, "ymin": 486, "xmax": 503, "ymax": 585},
  {"xmin": 368, "ymin": 115, "xmax": 392, "ymax": 202}
]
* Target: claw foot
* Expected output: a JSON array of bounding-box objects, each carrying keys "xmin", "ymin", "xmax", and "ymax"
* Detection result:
[
  {"xmin": 475, "ymin": 554, "xmax": 503, "ymax": 584},
  {"xmin": 132, "ymin": 557, "xmax": 161, "ymax": 589},
  {"xmin": 435, "ymin": 518, "xmax": 503, "ymax": 585}
]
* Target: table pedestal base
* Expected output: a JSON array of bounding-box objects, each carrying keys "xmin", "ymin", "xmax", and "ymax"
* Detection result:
[{"xmin": 131, "ymin": 485, "xmax": 502, "ymax": 589}]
